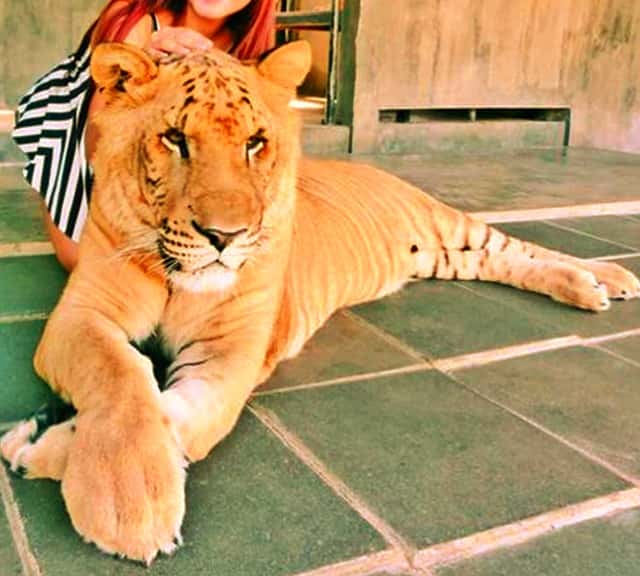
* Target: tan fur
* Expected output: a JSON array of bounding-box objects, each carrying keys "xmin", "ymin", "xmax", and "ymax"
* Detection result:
[{"xmin": 2, "ymin": 41, "xmax": 639, "ymax": 563}]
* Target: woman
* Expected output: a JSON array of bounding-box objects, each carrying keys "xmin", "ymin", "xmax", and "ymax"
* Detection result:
[{"xmin": 12, "ymin": 0, "xmax": 276, "ymax": 271}]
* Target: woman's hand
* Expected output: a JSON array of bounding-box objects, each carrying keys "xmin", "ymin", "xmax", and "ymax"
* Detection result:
[{"xmin": 147, "ymin": 26, "xmax": 213, "ymax": 58}]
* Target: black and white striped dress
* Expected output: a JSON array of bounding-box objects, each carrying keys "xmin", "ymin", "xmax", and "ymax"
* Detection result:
[
  {"xmin": 12, "ymin": 15, "xmax": 160, "ymax": 241},
  {"xmin": 12, "ymin": 30, "xmax": 94, "ymax": 241}
]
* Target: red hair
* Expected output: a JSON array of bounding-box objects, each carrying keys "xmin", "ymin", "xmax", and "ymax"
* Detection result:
[{"xmin": 91, "ymin": 0, "xmax": 275, "ymax": 59}]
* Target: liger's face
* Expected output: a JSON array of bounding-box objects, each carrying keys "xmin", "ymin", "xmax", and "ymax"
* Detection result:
[
  {"xmin": 135, "ymin": 51, "xmax": 280, "ymax": 293},
  {"xmin": 89, "ymin": 40, "xmax": 312, "ymax": 293}
]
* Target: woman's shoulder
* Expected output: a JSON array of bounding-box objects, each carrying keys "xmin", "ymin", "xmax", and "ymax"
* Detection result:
[
  {"xmin": 124, "ymin": 13, "xmax": 154, "ymax": 48},
  {"xmin": 154, "ymin": 8, "xmax": 175, "ymax": 28}
]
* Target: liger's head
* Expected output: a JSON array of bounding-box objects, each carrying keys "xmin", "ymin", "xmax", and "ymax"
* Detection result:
[{"xmin": 89, "ymin": 41, "xmax": 311, "ymax": 292}]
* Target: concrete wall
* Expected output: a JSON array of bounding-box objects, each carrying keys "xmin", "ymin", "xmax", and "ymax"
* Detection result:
[
  {"xmin": 295, "ymin": 0, "xmax": 331, "ymax": 96},
  {"xmin": 3, "ymin": 0, "xmax": 639, "ymax": 155},
  {"xmin": 352, "ymin": 0, "xmax": 640, "ymax": 153},
  {"xmin": 0, "ymin": 0, "xmax": 104, "ymax": 107},
  {"xmin": 1, "ymin": 0, "xmax": 332, "ymax": 102}
]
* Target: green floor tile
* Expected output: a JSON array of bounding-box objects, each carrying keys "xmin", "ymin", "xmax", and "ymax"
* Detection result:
[
  {"xmin": 461, "ymin": 257, "xmax": 640, "ymax": 339},
  {"xmin": 455, "ymin": 345, "xmax": 640, "ymax": 477},
  {"xmin": 0, "ymin": 190, "xmax": 46, "ymax": 244},
  {"xmin": 438, "ymin": 507, "xmax": 640, "ymax": 576},
  {"xmin": 261, "ymin": 311, "xmax": 420, "ymax": 392},
  {"xmin": 548, "ymin": 215, "xmax": 640, "ymax": 251},
  {"xmin": 10, "ymin": 412, "xmax": 387, "ymax": 576},
  {"xmin": 257, "ymin": 371, "xmax": 626, "ymax": 548},
  {"xmin": 617, "ymin": 256, "xmax": 640, "ymax": 276},
  {"xmin": 495, "ymin": 221, "xmax": 631, "ymax": 258},
  {"xmin": 352, "ymin": 281, "xmax": 555, "ymax": 360},
  {"xmin": 0, "ymin": 321, "xmax": 57, "ymax": 424},
  {"xmin": 598, "ymin": 335, "xmax": 639, "ymax": 363},
  {"xmin": 0, "ymin": 255, "xmax": 67, "ymax": 317},
  {"xmin": 0, "ymin": 504, "xmax": 22, "ymax": 576},
  {"xmin": 356, "ymin": 148, "xmax": 640, "ymax": 213},
  {"xmin": 0, "ymin": 167, "xmax": 30, "ymax": 192}
]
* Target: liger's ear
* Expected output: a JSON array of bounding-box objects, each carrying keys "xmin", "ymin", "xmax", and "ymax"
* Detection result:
[
  {"xmin": 91, "ymin": 43, "xmax": 158, "ymax": 102},
  {"xmin": 257, "ymin": 41, "xmax": 312, "ymax": 89}
]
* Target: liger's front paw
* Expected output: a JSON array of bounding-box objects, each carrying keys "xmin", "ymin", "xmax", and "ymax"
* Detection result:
[{"xmin": 62, "ymin": 406, "xmax": 187, "ymax": 564}]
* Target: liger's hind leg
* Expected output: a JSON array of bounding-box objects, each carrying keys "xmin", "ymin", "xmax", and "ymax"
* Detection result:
[
  {"xmin": 0, "ymin": 400, "xmax": 76, "ymax": 480},
  {"xmin": 411, "ymin": 214, "xmax": 640, "ymax": 311}
]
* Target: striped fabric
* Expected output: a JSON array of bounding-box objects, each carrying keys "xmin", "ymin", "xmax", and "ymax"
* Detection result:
[{"xmin": 12, "ymin": 31, "xmax": 95, "ymax": 241}]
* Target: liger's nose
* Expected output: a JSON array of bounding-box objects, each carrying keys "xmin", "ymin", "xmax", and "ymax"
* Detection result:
[{"xmin": 191, "ymin": 220, "xmax": 247, "ymax": 252}]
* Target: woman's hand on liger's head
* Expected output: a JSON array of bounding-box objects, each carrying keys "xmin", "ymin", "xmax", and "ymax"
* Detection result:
[{"xmin": 146, "ymin": 26, "xmax": 213, "ymax": 58}]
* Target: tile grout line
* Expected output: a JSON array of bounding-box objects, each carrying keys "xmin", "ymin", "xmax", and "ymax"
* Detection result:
[
  {"xmin": 254, "ymin": 362, "xmax": 431, "ymax": 397},
  {"xmin": 581, "ymin": 329, "xmax": 640, "ymax": 371},
  {"xmin": 288, "ymin": 549, "xmax": 412, "ymax": 576},
  {"xmin": 413, "ymin": 487, "xmax": 640, "ymax": 570},
  {"xmin": 256, "ymin": 327, "xmax": 639, "ymax": 398},
  {"xmin": 590, "ymin": 252, "xmax": 640, "ymax": 261},
  {"xmin": 0, "ymin": 242, "xmax": 54, "ymax": 259},
  {"xmin": 473, "ymin": 201, "xmax": 640, "ymax": 223},
  {"xmin": 588, "ymin": 344, "xmax": 640, "ymax": 370},
  {"xmin": 256, "ymin": 334, "xmax": 582, "ymax": 399},
  {"xmin": 342, "ymin": 309, "xmax": 428, "ymax": 363},
  {"xmin": 433, "ymin": 335, "xmax": 581, "ymax": 373},
  {"xmin": 446, "ymin": 373, "xmax": 640, "ymax": 487},
  {"xmin": 0, "ymin": 312, "xmax": 49, "ymax": 325},
  {"xmin": 439, "ymin": 328, "xmax": 640, "ymax": 374},
  {"xmin": 542, "ymin": 219, "xmax": 639, "ymax": 252},
  {"xmin": 583, "ymin": 327, "xmax": 640, "ymax": 345},
  {"xmin": 0, "ymin": 465, "xmax": 42, "ymax": 576},
  {"xmin": 248, "ymin": 403, "xmax": 417, "ymax": 562}
]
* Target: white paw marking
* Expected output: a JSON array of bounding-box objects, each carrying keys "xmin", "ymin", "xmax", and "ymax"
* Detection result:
[{"xmin": 0, "ymin": 419, "xmax": 36, "ymax": 473}]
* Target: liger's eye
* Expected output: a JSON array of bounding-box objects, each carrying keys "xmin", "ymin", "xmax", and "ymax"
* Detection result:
[
  {"xmin": 245, "ymin": 129, "xmax": 267, "ymax": 163},
  {"xmin": 161, "ymin": 128, "xmax": 189, "ymax": 159}
]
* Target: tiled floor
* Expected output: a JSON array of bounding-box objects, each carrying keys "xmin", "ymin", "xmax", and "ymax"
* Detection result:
[{"xmin": 1, "ymin": 148, "xmax": 639, "ymax": 575}]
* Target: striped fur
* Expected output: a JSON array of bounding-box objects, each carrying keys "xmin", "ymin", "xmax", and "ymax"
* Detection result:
[{"xmin": 271, "ymin": 158, "xmax": 639, "ymax": 362}]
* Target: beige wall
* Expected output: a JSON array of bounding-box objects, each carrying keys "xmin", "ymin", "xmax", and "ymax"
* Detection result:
[
  {"xmin": 352, "ymin": 0, "xmax": 640, "ymax": 153},
  {"xmin": 295, "ymin": 0, "xmax": 331, "ymax": 96},
  {"xmin": 4, "ymin": 1, "xmax": 639, "ymax": 155},
  {"xmin": 1, "ymin": 0, "xmax": 332, "ymax": 103},
  {"xmin": 0, "ymin": 0, "xmax": 104, "ymax": 107}
]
